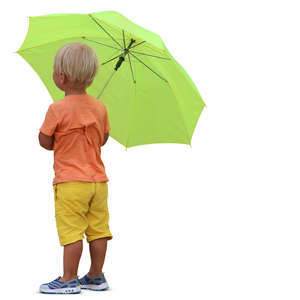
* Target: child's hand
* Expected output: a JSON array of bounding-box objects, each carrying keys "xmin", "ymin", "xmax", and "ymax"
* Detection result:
[
  {"xmin": 39, "ymin": 131, "xmax": 54, "ymax": 150},
  {"xmin": 102, "ymin": 132, "xmax": 109, "ymax": 146}
]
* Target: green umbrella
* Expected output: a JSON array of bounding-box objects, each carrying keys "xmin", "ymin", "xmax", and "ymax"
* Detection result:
[{"xmin": 17, "ymin": 10, "xmax": 205, "ymax": 149}]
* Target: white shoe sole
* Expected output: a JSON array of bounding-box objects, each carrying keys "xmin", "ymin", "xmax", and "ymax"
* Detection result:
[
  {"xmin": 40, "ymin": 286, "xmax": 81, "ymax": 294},
  {"xmin": 80, "ymin": 282, "xmax": 109, "ymax": 291}
]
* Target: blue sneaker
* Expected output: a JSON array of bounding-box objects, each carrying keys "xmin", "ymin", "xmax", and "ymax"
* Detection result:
[
  {"xmin": 39, "ymin": 276, "xmax": 81, "ymax": 294},
  {"xmin": 79, "ymin": 273, "xmax": 109, "ymax": 291}
]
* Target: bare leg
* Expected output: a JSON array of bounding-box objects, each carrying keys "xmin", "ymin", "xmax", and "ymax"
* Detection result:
[
  {"xmin": 60, "ymin": 240, "xmax": 83, "ymax": 282},
  {"xmin": 88, "ymin": 237, "xmax": 109, "ymax": 277}
]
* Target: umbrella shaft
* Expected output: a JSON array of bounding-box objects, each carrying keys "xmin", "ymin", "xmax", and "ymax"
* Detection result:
[
  {"xmin": 98, "ymin": 39, "xmax": 136, "ymax": 98},
  {"xmin": 96, "ymin": 70, "xmax": 116, "ymax": 99},
  {"xmin": 114, "ymin": 38, "xmax": 136, "ymax": 71}
]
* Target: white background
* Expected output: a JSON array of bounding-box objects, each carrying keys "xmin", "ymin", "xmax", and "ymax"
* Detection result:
[{"xmin": 1, "ymin": 0, "xmax": 299, "ymax": 299}]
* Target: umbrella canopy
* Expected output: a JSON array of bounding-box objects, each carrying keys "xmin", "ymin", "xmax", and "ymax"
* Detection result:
[{"xmin": 17, "ymin": 10, "xmax": 205, "ymax": 148}]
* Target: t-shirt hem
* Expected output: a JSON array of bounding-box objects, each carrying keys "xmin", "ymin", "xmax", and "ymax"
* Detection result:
[{"xmin": 53, "ymin": 176, "xmax": 109, "ymax": 185}]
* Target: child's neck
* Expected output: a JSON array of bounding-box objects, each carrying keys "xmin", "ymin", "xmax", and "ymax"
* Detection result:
[{"xmin": 65, "ymin": 88, "xmax": 87, "ymax": 96}]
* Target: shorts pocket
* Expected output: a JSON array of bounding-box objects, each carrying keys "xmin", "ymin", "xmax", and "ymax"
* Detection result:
[
  {"xmin": 53, "ymin": 184, "xmax": 57, "ymax": 201},
  {"xmin": 53, "ymin": 184, "xmax": 64, "ymax": 216}
]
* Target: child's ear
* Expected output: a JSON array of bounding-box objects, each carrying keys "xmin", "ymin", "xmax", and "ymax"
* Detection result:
[{"xmin": 60, "ymin": 72, "xmax": 68, "ymax": 84}]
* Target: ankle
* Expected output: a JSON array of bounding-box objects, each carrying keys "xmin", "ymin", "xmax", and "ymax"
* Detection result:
[
  {"xmin": 87, "ymin": 271, "xmax": 103, "ymax": 278},
  {"xmin": 60, "ymin": 275, "xmax": 77, "ymax": 282}
]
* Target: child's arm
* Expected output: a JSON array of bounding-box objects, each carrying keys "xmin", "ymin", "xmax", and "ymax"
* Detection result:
[
  {"xmin": 102, "ymin": 104, "xmax": 110, "ymax": 147},
  {"xmin": 39, "ymin": 131, "xmax": 54, "ymax": 150},
  {"xmin": 39, "ymin": 104, "xmax": 58, "ymax": 150}
]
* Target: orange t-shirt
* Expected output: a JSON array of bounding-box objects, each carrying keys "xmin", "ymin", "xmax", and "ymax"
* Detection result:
[{"xmin": 40, "ymin": 94, "xmax": 111, "ymax": 185}]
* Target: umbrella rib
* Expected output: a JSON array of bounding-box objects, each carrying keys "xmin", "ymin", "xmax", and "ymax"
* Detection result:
[
  {"xmin": 130, "ymin": 53, "xmax": 168, "ymax": 83},
  {"xmin": 165, "ymin": 82, "xmax": 192, "ymax": 144},
  {"xmin": 128, "ymin": 53, "xmax": 136, "ymax": 84},
  {"xmin": 125, "ymin": 68, "xmax": 138, "ymax": 149},
  {"xmin": 130, "ymin": 41, "xmax": 146, "ymax": 49},
  {"xmin": 130, "ymin": 50, "xmax": 170, "ymax": 60},
  {"xmin": 89, "ymin": 15, "xmax": 123, "ymax": 50},
  {"xmin": 102, "ymin": 53, "xmax": 123, "ymax": 66},
  {"xmin": 83, "ymin": 37, "xmax": 122, "ymax": 51},
  {"xmin": 17, "ymin": 36, "xmax": 103, "ymax": 53},
  {"xmin": 122, "ymin": 30, "xmax": 126, "ymax": 49}
]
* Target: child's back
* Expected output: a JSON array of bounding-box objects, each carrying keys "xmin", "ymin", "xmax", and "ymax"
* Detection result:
[{"xmin": 41, "ymin": 94, "xmax": 110, "ymax": 185}]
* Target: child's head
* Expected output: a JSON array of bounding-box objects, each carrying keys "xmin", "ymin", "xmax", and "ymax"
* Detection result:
[{"xmin": 53, "ymin": 42, "xmax": 98, "ymax": 91}]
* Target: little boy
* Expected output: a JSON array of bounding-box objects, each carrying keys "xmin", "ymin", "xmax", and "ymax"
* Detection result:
[{"xmin": 38, "ymin": 42, "xmax": 112, "ymax": 294}]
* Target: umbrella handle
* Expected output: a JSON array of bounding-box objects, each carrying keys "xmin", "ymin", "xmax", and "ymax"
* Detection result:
[{"xmin": 114, "ymin": 56, "xmax": 125, "ymax": 71}]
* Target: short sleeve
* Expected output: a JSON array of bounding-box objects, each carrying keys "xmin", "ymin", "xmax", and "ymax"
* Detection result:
[
  {"xmin": 104, "ymin": 105, "xmax": 111, "ymax": 133},
  {"xmin": 40, "ymin": 104, "xmax": 58, "ymax": 136}
]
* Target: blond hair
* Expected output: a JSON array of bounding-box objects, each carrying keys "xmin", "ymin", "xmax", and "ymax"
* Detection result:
[{"xmin": 54, "ymin": 42, "xmax": 98, "ymax": 89}]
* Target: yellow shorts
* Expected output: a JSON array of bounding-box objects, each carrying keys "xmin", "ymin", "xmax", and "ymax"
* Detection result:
[{"xmin": 53, "ymin": 181, "xmax": 112, "ymax": 246}]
